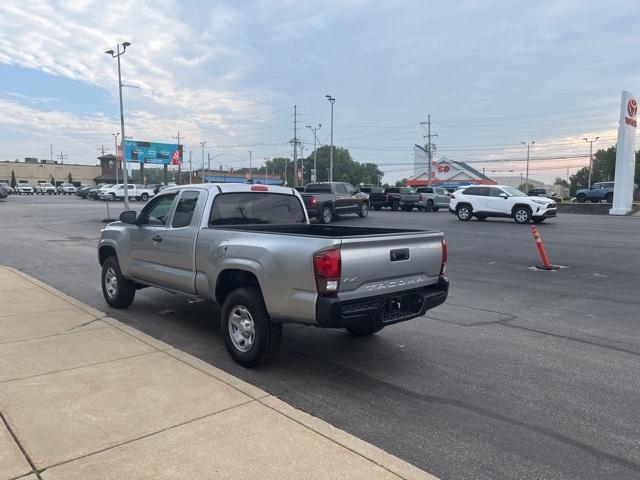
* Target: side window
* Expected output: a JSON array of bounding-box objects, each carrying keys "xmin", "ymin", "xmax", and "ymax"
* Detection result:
[
  {"xmin": 345, "ymin": 184, "xmax": 356, "ymax": 195},
  {"xmin": 137, "ymin": 193, "xmax": 177, "ymax": 226},
  {"xmin": 386, "ymin": 188, "xmax": 398, "ymax": 193},
  {"xmin": 489, "ymin": 188, "xmax": 504, "ymax": 197},
  {"xmin": 334, "ymin": 183, "xmax": 347, "ymax": 194},
  {"xmin": 605, "ymin": 182, "xmax": 615, "ymax": 189},
  {"xmin": 172, "ymin": 191, "xmax": 200, "ymax": 228},
  {"xmin": 464, "ymin": 187, "xmax": 487, "ymax": 196}
]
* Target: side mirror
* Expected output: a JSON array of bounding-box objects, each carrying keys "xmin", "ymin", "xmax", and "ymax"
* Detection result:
[
  {"xmin": 499, "ymin": 193, "xmax": 508, "ymax": 199},
  {"xmin": 119, "ymin": 210, "xmax": 137, "ymax": 224}
]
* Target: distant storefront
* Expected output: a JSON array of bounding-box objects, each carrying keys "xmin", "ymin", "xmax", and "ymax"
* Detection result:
[{"xmin": 407, "ymin": 157, "xmax": 496, "ymax": 188}]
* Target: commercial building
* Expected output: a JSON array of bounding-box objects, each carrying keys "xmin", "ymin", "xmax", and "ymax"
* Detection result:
[
  {"xmin": 407, "ymin": 157, "xmax": 496, "ymax": 188},
  {"xmin": 0, "ymin": 158, "xmax": 104, "ymax": 187}
]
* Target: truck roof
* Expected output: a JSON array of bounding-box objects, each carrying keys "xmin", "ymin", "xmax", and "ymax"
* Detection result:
[{"xmin": 161, "ymin": 183, "xmax": 299, "ymax": 196}]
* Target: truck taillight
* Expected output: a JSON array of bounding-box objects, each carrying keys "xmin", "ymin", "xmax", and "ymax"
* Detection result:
[
  {"xmin": 313, "ymin": 248, "xmax": 341, "ymax": 296},
  {"xmin": 440, "ymin": 239, "xmax": 447, "ymax": 276},
  {"xmin": 310, "ymin": 195, "xmax": 318, "ymax": 207},
  {"xmin": 384, "ymin": 194, "xmax": 389, "ymax": 203},
  {"xmin": 418, "ymin": 194, "xmax": 423, "ymax": 202}
]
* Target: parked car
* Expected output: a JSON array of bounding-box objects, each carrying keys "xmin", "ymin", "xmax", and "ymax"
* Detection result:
[
  {"xmin": 359, "ymin": 186, "xmax": 386, "ymax": 210},
  {"xmin": 77, "ymin": 186, "xmax": 94, "ymax": 198},
  {"xmin": 575, "ymin": 182, "xmax": 615, "ymax": 203},
  {"xmin": 382, "ymin": 187, "xmax": 421, "ymax": 211},
  {"xmin": 0, "ymin": 183, "xmax": 15, "ymax": 195},
  {"xmin": 0, "ymin": 187, "xmax": 7, "ymax": 200},
  {"xmin": 528, "ymin": 188, "xmax": 561, "ymax": 203},
  {"xmin": 415, "ymin": 186, "xmax": 450, "ymax": 212},
  {"xmin": 100, "ymin": 183, "xmax": 155, "ymax": 201},
  {"xmin": 98, "ymin": 183, "xmax": 449, "ymax": 367},
  {"xmin": 36, "ymin": 183, "xmax": 57, "ymax": 195},
  {"xmin": 58, "ymin": 183, "xmax": 77, "ymax": 195},
  {"xmin": 449, "ymin": 185, "xmax": 557, "ymax": 224},
  {"xmin": 300, "ymin": 182, "xmax": 369, "ymax": 224},
  {"xmin": 90, "ymin": 184, "xmax": 114, "ymax": 200},
  {"xmin": 17, "ymin": 184, "xmax": 34, "ymax": 195}
]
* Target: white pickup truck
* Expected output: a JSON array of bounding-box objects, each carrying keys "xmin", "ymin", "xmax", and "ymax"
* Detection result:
[{"xmin": 101, "ymin": 184, "xmax": 155, "ymax": 202}]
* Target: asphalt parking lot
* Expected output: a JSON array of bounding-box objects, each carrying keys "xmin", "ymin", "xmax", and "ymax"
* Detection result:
[{"xmin": 1, "ymin": 194, "xmax": 639, "ymax": 480}]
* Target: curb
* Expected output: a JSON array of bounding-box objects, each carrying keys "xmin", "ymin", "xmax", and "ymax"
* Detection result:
[{"xmin": 1, "ymin": 266, "xmax": 439, "ymax": 480}]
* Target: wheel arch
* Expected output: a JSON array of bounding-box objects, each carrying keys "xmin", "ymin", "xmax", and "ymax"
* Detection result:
[{"xmin": 215, "ymin": 268, "xmax": 262, "ymax": 307}]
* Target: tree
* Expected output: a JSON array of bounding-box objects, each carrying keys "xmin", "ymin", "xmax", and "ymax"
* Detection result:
[
  {"xmin": 518, "ymin": 182, "xmax": 536, "ymax": 192},
  {"xmin": 553, "ymin": 177, "xmax": 569, "ymax": 187},
  {"xmin": 395, "ymin": 178, "xmax": 408, "ymax": 187},
  {"xmin": 50, "ymin": 175, "xmax": 55, "ymax": 185},
  {"xmin": 301, "ymin": 146, "xmax": 383, "ymax": 187},
  {"xmin": 10, "ymin": 170, "xmax": 16, "ymax": 188},
  {"xmin": 67, "ymin": 173, "xmax": 73, "ymax": 183},
  {"xmin": 569, "ymin": 167, "xmax": 589, "ymax": 196}
]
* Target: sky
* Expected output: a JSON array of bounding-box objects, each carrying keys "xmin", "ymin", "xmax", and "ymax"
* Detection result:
[{"xmin": 0, "ymin": 0, "xmax": 639, "ymax": 184}]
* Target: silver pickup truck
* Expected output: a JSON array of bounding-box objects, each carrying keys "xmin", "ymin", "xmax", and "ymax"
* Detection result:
[{"xmin": 98, "ymin": 184, "xmax": 449, "ymax": 367}]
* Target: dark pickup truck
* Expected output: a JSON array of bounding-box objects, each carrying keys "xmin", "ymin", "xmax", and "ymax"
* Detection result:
[
  {"xmin": 360, "ymin": 186, "xmax": 386, "ymax": 210},
  {"xmin": 369, "ymin": 187, "xmax": 421, "ymax": 212},
  {"xmin": 301, "ymin": 182, "xmax": 370, "ymax": 224}
]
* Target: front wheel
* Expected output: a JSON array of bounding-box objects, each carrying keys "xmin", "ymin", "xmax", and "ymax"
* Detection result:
[
  {"xmin": 222, "ymin": 287, "xmax": 282, "ymax": 367},
  {"xmin": 456, "ymin": 205, "xmax": 472, "ymax": 221},
  {"xmin": 346, "ymin": 324, "xmax": 384, "ymax": 336},
  {"xmin": 140, "ymin": 192, "xmax": 149, "ymax": 201},
  {"xmin": 513, "ymin": 207, "xmax": 532, "ymax": 224},
  {"xmin": 358, "ymin": 202, "xmax": 369, "ymax": 217},
  {"xmin": 101, "ymin": 256, "xmax": 136, "ymax": 309},
  {"xmin": 576, "ymin": 194, "xmax": 587, "ymax": 203}
]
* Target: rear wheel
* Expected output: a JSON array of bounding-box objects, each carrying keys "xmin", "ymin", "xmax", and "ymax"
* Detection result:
[
  {"xmin": 456, "ymin": 205, "xmax": 472, "ymax": 221},
  {"xmin": 101, "ymin": 256, "xmax": 136, "ymax": 309},
  {"xmin": 221, "ymin": 287, "xmax": 282, "ymax": 367},
  {"xmin": 346, "ymin": 324, "xmax": 384, "ymax": 336},
  {"xmin": 391, "ymin": 199, "xmax": 400, "ymax": 211},
  {"xmin": 576, "ymin": 193, "xmax": 587, "ymax": 203},
  {"xmin": 141, "ymin": 192, "xmax": 149, "ymax": 201},
  {"xmin": 320, "ymin": 206, "xmax": 333, "ymax": 224},
  {"xmin": 426, "ymin": 200, "xmax": 434, "ymax": 212},
  {"xmin": 606, "ymin": 192, "xmax": 613, "ymax": 203},
  {"xmin": 513, "ymin": 206, "xmax": 532, "ymax": 224}
]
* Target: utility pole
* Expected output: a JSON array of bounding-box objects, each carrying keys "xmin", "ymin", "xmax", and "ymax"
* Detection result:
[
  {"xmin": 521, "ymin": 141, "xmax": 534, "ymax": 193},
  {"xmin": 207, "ymin": 152, "xmax": 211, "ymax": 176},
  {"xmin": 97, "ymin": 144, "xmax": 106, "ymax": 156},
  {"xmin": 172, "ymin": 131, "xmax": 183, "ymax": 184},
  {"xmin": 583, "ymin": 136, "xmax": 599, "ymax": 189},
  {"xmin": 112, "ymin": 133, "xmax": 120, "ymax": 185},
  {"xmin": 248, "ymin": 150, "xmax": 253, "ymax": 179},
  {"xmin": 105, "ymin": 41, "xmax": 132, "ymax": 209},
  {"xmin": 189, "ymin": 149, "xmax": 192, "ymax": 184},
  {"xmin": 326, "ymin": 95, "xmax": 335, "ymax": 182},
  {"xmin": 50, "ymin": 144, "xmax": 54, "ymax": 163},
  {"xmin": 306, "ymin": 124, "xmax": 321, "ymax": 183},
  {"xmin": 420, "ymin": 115, "xmax": 438, "ymax": 187},
  {"xmin": 57, "ymin": 151, "xmax": 67, "ymax": 165},
  {"xmin": 291, "ymin": 105, "xmax": 299, "ymax": 187},
  {"xmin": 264, "ymin": 157, "xmax": 269, "ymax": 185},
  {"xmin": 200, "ymin": 141, "xmax": 206, "ymax": 182},
  {"xmin": 299, "ymin": 144, "xmax": 305, "ymax": 185}
]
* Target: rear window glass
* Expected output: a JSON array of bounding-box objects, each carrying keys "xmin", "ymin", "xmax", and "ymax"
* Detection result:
[
  {"xmin": 305, "ymin": 184, "xmax": 331, "ymax": 193},
  {"xmin": 209, "ymin": 193, "xmax": 306, "ymax": 225}
]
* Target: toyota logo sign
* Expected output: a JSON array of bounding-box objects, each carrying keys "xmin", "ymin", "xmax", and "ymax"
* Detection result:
[{"xmin": 628, "ymin": 99, "xmax": 637, "ymax": 118}]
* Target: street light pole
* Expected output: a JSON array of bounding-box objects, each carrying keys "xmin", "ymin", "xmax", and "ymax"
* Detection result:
[
  {"xmin": 306, "ymin": 124, "xmax": 321, "ymax": 183},
  {"xmin": 105, "ymin": 42, "xmax": 132, "ymax": 209},
  {"xmin": 583, "ymin": 136, "xmax": 599, "ymax": 189},
  {"xmin": 112, "ymin": 133, "xmax": 120, "ymax": 185},
  {"xmin": 326, "ymin": 95, "xmax": 335, "ymax": 182},
  {"xmin": 249, "ymin": 150, "xmax": 252, "ymax": 179},
  {"xmin": 200, "ymin": 141, "xmax": 206, "ymax": 182},
  {"xmin": 521, "ymin": 140, "xmax": 534, "ymax": 193}
]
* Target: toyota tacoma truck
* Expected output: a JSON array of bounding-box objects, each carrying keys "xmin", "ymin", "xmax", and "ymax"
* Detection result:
[{"xmin": 98, "ymin": 184, "xmax": 449, "ymax": 367}]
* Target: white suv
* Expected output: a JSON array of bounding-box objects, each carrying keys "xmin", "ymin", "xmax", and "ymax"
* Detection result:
[{"xmin": 449, "ymin": 185, "xmax": 557, "ymax": 224}]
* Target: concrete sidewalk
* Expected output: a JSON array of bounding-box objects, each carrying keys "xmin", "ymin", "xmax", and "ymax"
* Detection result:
[{"xmin": 0, "ymin": 266, "xmax": 437, "ymax": 480}]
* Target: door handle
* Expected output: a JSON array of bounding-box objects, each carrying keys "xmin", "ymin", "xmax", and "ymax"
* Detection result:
[{"xmin": 152, "ymin": 235, "xmax": 163, "ymax": 242}]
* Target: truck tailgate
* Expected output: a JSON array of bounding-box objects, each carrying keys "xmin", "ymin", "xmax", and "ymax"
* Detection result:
[{"xmin": 338, "ymin": 232, "xmax": 444, "ymax": 300}]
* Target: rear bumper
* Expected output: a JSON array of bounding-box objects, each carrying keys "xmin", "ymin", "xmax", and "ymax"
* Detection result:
[
  {"xmin": 315, "ymin": 277, "xmax": 449, "ymax": 329},
  {"xmin": 305, "ymin": 207, "xmax": 320, "ymax": 218}
]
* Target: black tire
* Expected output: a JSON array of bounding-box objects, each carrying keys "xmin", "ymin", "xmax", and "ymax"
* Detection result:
[
  {"xmin": 101, "ymin": 256, "xmax": 136, "ymax": 309},
  {"xmin": 109, "ymin": 193, "xmax": 116, "ymax": 201},
  {"xmin": 346, "ymin": 324, "xmax": 384, "ymax": 336},
  {"xmin": 373, "ymin": 205, "xmax": 382, "ymax": 211},
  {"xmin": 606, "ymin": 192, "xmax": 613, "ymax": 203},
  {"xmin": 141, "ymin": 192, "xmax": 149, "ymax": 201},
  {"xmin": 221, "ymin": 287, "xmax": 282, "ymax": 367},
  {"xmin": 456, "ymin": 204, "xmax": 472, "ymax": 221},
  {"xmin": 426, "ymin": 200, "xmax": 434, "ymax": 212},
  {"xmin": 358, "ymin": 202, "xmax": 369, "ymax": 217},
  {"xmin": 576, "ymin": 193, "xmax": 587, "ymax": 203},
  {"xmin": 513, "ymin": 206, "xmax": 532, "ymax": 224},
  {"xmin": 320, "ymin": 206, "xmax": 333, "ymax": 224},
  {"xmin": 391, "ymin": 199, "xmax": 400, "ymax": 211}
]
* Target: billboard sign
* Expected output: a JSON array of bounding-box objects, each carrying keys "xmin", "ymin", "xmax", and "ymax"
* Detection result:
[{"xmin": 124, "ymin": 140, "xmax": 183, "ymax": 165}]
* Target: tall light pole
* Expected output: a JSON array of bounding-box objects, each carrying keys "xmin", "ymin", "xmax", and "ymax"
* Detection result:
[
  {"xmin": 199, "ymin": 141, "xmax": 206, "ymax": 181},
  {"xmin": 248, "ymin": 150, "xmax": 252, "ymax": 179},
  {"xmin": 521, "ymin": 140, "xmax": 534, "ymax": 193},
  {"xmin": 105, "ymin": 42, "xmax": 131, "ymax": 209},
  {"xmin": 306, "ymin": 124, "xmax": 321, "ymax": 182},
  {"xmin": 583, "ymin": 136, "xmax": 599, "ymax": 189},
  {"xmin": 326, "ymin": 95, "xmax": 335, "ymax": 182},
  {"xmin": 112, "ymin": 133, "xmax": 120, "ymax": 185},
  {"xmin": 264, "ymin": 158, "xmax": 269, "ymax": 185}
]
